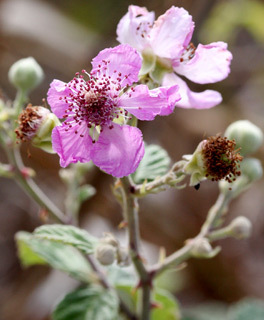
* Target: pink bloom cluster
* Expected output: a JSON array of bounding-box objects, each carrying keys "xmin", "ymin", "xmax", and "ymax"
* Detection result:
[
  {"xmin": 48, "ymin": 45, "xmax": 180, "ymax": 177},
  {"xmin": 117, "ymin": 6, "xmax": 232, "ymax": 109}
]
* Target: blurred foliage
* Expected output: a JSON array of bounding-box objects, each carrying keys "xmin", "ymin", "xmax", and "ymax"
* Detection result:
[
  {"xmin": 46, "ymin": 0, "xmax": 133, "ymax": 36},
  {"xmin": 183, "ymin": 298, "xmax": 264, "ymax": 320},
  {"xmin": 200, "ymin": 0, "xmax": 264, "ymax": 44}
]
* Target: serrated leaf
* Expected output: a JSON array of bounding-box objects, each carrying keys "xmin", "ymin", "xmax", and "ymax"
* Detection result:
[
  {"xmin": 16, "ymin": 231, "xmax": 92, "ymax": 283},
  {"xmin": 52, "ymin": 286, "xmax": 119, "ymax": 320},
  {"xmin": 34, "ymin": 224, "xmax": 98, "ymax": 254},
  {"xmin": 133, "ymin": 144, "xmax": 170, "ymax": 183},
  {"xmin": 228, "ymin": 298, "xmax": 264, "ymax": 320},
  {"xmin": 152, "ymin": 289, "xmax": 181, "ymax": 320}
]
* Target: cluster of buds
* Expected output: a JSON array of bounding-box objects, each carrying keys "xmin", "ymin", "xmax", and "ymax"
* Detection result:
[
  {"xmin": 15, "ymin": 104, "xmax": 60, "ymax": 153},
  {"xmin": 95, "ymin": 233, "xmax": 130, "ymax": 266}
]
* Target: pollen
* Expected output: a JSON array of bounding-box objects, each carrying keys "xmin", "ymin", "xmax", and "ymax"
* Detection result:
[{"xmin": 202, "ymin": 135, "xmax": 243, "ymax": 183}]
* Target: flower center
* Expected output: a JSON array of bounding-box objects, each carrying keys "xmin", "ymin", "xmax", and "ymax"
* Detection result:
[
  {"xmin": 60, "ymin": 67, "xmax": 130, "ymax": 141},
  {"xmin": 202, "ymin": 135, "xmax": 243, "ymax": 183}
]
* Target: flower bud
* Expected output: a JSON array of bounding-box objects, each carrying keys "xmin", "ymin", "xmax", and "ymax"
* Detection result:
[
  {"xmin": 8, "ymin": 57, "xmax": 44, "ymax": 93},
  {"xmin": 228, "ymin": 216, "xmax": 252, "ymax": 239},
  {"xmin": 225, "ymin": 120, "xmax": 263, "ymax": 156},
  {"xmin": 117, "ymin": 246, "xmax": 130, "ymax": 266},
  {"xmin": 101, "ymin": 232, "xmax": 119, "ymax": 248},
  {"xmin": 240, "ymin": 158, "xmax": 263, "ymax": 183},
  {"xmin": 95, "ymin": 243, "xmax": 116, "ymax": 266},
  {"xmin": 219, "ymin": 158, "xmax": 262, "ymax": 198},
  {"xmin": 191, "ymin": 238, "xmax": 220, "ymax": 258},
  {"xmin": 15, "ymin": 104, "xmax": 60, "ymax": 153},
  {"xmin": 183, "ymin": 135, "xmax": 243, "ymax": 186}
]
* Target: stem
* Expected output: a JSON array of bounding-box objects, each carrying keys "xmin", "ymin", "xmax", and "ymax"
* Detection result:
[
  {"xmin": 134, "ymin": 162, "xmax": 186, "ymax": 197},
  {"xmin": 150, "ymin": 193, "xmax": 230, "ymax": 276},
  {"xmin": 120, "ymin": 176, "xmax": 152, "ymax": 320},
  {"xmin": 86, "ymin": 255, "xmax": 138, "ymax": 320},
  {"xmin": 5, "ymin": 144, "xmax": 67, "ymax": 224}
]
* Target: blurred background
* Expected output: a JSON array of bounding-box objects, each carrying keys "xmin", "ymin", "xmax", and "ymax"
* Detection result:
[{"xmin": 0, "ymin": 0, "xmax": 264, "ymax": 319}]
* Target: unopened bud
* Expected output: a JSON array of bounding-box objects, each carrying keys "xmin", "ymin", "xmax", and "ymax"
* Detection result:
[
  {"xmin": 225, "ymin": 120, "xmax": 263, "ymax": 156},
  {"xmin": 191, "ymin": 238, "xmax": 213, "ymax": 258},
  {"xmin": 95, "ymin": 243, "xmax": 116, "ymax": 266},
  {"xmin": 228, "ymin": 216, "xmax": 252, "ymax": 239},
  {"xmin": 117, "ymin": 246, "xmax": 130, "ymax": 266},
  {"xmin": 8, "ymin": 57, "xmax": 44, "ymax": 92},
  {"xmin": 219, "ymin": 158, "xmax": 262, "ymax": 198},
  {"xmin": 240, "ymin": 158, "xmax": 263, "ymax": 183},
  {"xmin": 15, "ymin": 104, "xmax": 60, "ymax": 153},
  {"xmin": 101, "ymin": 232, "xmax": 119, "ymax": 248}
]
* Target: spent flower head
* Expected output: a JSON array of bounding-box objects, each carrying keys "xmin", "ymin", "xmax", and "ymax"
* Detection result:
[
  {"xmin": 117, "ymin": 5, "xmax": 232, "ymax": 109},
  {"xmin": 15, "ymin": 104, "xmax": 60, "ymax": 153},
  {"xmin": 47, "ymin": 44, "xmax": 180, "ymax": 177},
  {"xmin": 184, "ymin": 135, "xmax": 243, "ymax": 186}
]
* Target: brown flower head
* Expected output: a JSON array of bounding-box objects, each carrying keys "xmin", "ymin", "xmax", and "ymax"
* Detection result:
[{"xmin": 202, "ymin": 135, "xmax": 243, "ymax": 183}]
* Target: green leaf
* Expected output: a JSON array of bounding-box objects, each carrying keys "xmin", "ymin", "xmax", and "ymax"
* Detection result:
[
  {"xmin": 34, "ymin": 224, "xmax": 98, "ymax": 254},
  {"xmin": 152, "ymin": 289, "xmax": 181, "ymax": 320},
  {"xmin": 133, "ymin": 144, "xmax": 170, "ymax": 183},
  {"xmin": 16, "ymin": 231, "xmax": 92, "ymax": 283},
  {"xmin": 115, "ymin": 285, "xmax": 139, "ymax": 315},
  {"xmin": 107, "ymin": 265, "xmax": 137, "ymax": 287},
  {"xmin": 228, "ymin": 298, "xmax": 264, "ymax": 320},
  {"xmin": 16, "ymin": 231, "xmax": 47, "ymax": 267},
  {"xmin": 52, "ymin": 286, "xmax": 119, "ymax": 320}
]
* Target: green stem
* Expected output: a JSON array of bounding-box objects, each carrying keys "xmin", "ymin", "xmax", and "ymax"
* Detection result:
[
  {"xmin": 120, "ymin": 176, "xmax": 152, "ymax": 320},
  {"xmin": 150, "ymin": 193, "xmax": 230, "ymax": 276},
  {"xmin": 134, "ymin": 161, "xmax": 186, "ymax": 197},
  {"xmin": 5, "ymin": 144, "xmax": 67, "ymax": 223}
]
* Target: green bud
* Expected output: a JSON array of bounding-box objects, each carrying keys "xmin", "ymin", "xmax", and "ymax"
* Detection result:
[
  {"xmin": 15, "ymin": 105, "xmax": 60, "ymax": 153},
  {"xmin": 225, "ymin": 120, "xmax": 263, "ymax": 156},
  {"xmin": 191, "ymin": 238, "xmax": 220, "ymax": 258},
  {"xmin": 240, "ymin": 157, "xmax": 263, "ymax": 182},
  {"xmin": 117, "ymin": 246, "xmax": 130, "ymax": 266},
  {"xmin": 228, "ymin": 216, "xmax": 252, "ymax": 239},
  {"xmin": 219, "ymin": 158, "xmax": 262, "ymax": 198},
  {"xmin": 8, "ymin": 57, "xmax": 44, "ymax": 93},
  {"xmin": 95, "ymin": 243, "xmax": 116, "ymax": 266}
]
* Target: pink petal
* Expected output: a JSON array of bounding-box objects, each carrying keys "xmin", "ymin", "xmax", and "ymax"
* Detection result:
[
  {"xmin": 174, "ymin": 42, "xmax": 232, "ymax": 84},
  {"xmin": 163, "ymin": 73, "xmax": 222, "ymax": 109},
  {"xmin": 149, "ymin": 6, "xmax": 194, "ymax": 59},
  {"xmin": 91, "ymin": 123, "xmax": 144, "ymax": 178},
  {"xmin": 52, "ymin": 122, "xmax": 92, "ymax": 168},
  {"xmin": 119, "ymin": 84, "xmax": 180, "ymax": 120},
  {"xmin": 116, "ymin": 5, "xmax": 155, "ymax": 52},
  {"xmin": 91, "ymin": 44, "xmax": 142, "ymax": 87},
  {"xmin": 47, "ymin": 80, "xmax": 71, "ymax": 118}
]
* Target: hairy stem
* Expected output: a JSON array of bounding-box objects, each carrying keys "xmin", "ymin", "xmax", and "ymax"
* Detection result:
[{"xmin": 120, "ymin": 176, "xmax": 152, "ymax": 320}]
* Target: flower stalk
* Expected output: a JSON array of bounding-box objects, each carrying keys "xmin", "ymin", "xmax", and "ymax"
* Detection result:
[{"xmin": 120, "ymin": 176, "xmax": 152, "ymax": 320}]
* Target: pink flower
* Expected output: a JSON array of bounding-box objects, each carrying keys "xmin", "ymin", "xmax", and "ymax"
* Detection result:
[
  {"xmin": 117, "ymin": 6, "xmax": 232, "ymax": 110},
  {"xmin": 47, "ymin": 44, "xmax": 180, "ymax": 178}
]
